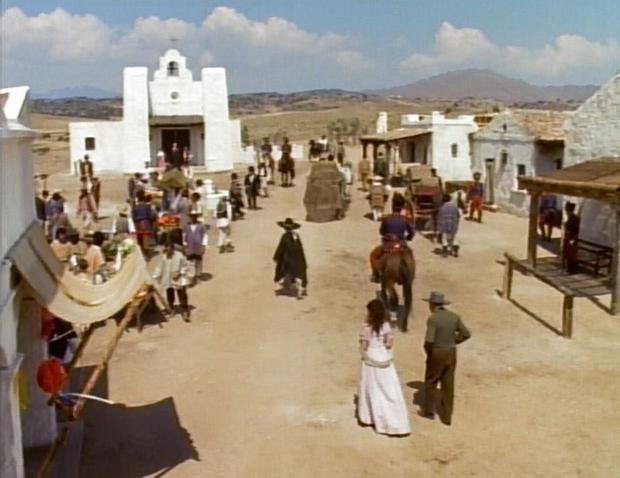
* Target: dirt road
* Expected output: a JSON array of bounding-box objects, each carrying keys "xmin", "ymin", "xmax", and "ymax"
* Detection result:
[{"xmin": 73, "ymin": 158, "xmax": 620, "ymax": 477}]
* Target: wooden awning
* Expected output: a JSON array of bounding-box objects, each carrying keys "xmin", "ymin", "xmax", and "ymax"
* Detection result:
[
  {"xmin": 518, "ymin": 158, "xmax": 620, "ymax": 203},
  {"xmin": 360, "ymin": 128, "xmax": 431, "ymax": 144}
]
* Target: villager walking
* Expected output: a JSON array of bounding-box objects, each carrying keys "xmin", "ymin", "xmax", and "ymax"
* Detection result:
[
  {"xmin": 467, "ymin": 172, "xmax": 484, "ymax": 223},
  {"xmin": 84, "ymin": 231, "xmax": 106, "ymax": 282},
  {"xmin": 539, "ymin": 193, "xmax": 559, "ymax": 241},
  {"xmin": 153, "ymin": 241, "xmax": 191, "ymax": 321},
  {"xmin": 358, "ymin": 156, "xmax": 371, "ymax": 192},
  {"xmin": 78, "ymin": 154, "xmax": 94, "ymax": 179},
  {"xmin": 229, "ymin": 173, "xmax": 245, "ymax": 220},
  {"xmin": 368, "ymin": 176, "xmax": 389, "ymax": 221},
  {"xmin": 436, "ymin": 194, "xmax": 461, "ymax": 257},
  {"xmin": 357, "ymin": 299, "xmax": 410, "ymax": 436},
  {"xmin": 245, "ymin": 166, "xmax": 261, "ymax": 210},
  {"xmin": 77, "ymin": 188, "xmax": 97, "ymax": 230},
  {"xmin": 273, "ymin": 218, "xmax": 308, "ymax": 299},
  {"xmin": 562, "ymin": 202, "xmax": 580, "ymax": 274},
  {"xmin": 420, "ymin": 291, "xmax": 471, "ymax": 426},
  {"xmin": 215, "ymin": 196, "xmax": 234, "ymax": 253},
  {"xmin": 183, "ymin": 211, "xmax": 208, "ymax": 284},
  {"xmin": 132, "ymin": 190, "xmax": 155, "ymax": 254}
]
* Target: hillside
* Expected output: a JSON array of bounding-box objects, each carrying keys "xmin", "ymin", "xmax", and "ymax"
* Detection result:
[{"xmin": 372, "ymin": 69, "xmax": 597, "ymax": 102}]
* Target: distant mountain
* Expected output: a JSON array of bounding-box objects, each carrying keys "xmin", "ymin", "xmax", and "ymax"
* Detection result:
[
  {"xmin": 34, "ymin": 86, "xmax": 118, "ymax": 100},
  {"xmin": 370, "ymin": 69, "xmax": 598, "ymax": 102}
]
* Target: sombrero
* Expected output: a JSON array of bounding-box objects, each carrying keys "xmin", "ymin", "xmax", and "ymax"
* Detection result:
[{"xmin": 277, "ymin": 217, "xmax": 301, "ymax": 230}]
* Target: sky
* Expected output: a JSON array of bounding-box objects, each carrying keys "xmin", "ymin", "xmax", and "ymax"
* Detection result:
[{"xmin": 1, "ymin": 0, "xmax": 619, "ymax": 95}]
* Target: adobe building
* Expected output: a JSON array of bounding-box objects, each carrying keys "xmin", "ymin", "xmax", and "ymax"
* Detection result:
[
  {"xmin": 70, "ymin": 49, "xmax": 247, "ymax": 173},
  {"xmin": 1, "ymin": 86, "xmax": 56, "ymax": 478}
]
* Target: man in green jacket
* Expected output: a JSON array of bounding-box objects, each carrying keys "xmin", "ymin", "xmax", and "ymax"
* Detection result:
[{"xmin": 420, "ymin": 291, "xmax": 471, "ymax": 425}]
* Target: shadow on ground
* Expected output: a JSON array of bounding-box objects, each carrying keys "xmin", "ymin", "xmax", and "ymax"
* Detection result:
[{"xmin": 80, "ymin": 396, "xmax": 199, "ymax": 477}]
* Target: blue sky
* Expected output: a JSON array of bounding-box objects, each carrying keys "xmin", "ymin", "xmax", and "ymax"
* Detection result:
[{"xmin": 2, "ymin": 1, "xmax": 620, "ymax": 94}]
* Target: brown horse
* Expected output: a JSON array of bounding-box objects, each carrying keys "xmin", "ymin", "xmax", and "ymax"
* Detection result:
[{"xmin": 379, "ymin": 248, "xmax": 415, "ymax": 331}]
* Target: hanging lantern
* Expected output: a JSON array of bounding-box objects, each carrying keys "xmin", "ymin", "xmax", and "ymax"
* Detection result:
[{"xmin": 37, "ymin": 359, "xmax": 67, "ymax": 395}]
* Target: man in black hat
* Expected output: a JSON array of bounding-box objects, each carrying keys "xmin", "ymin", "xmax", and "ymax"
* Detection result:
[
  {"xmin": 273, "ymin": 218, "xmax": 308, "ymax": 299},
  {"xmin": 420, "ymin": 291, "xmax": 471, "ymax": 425}
]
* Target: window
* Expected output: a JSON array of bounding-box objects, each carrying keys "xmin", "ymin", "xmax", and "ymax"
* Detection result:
[
  {"xmin": 450, "ymin": 143, "xmax": 458, "ymax": 158},
  {"xmin": 501, "ymin": 150, "xmax": 508, "ymax": 165},
  {"xmin": 85, "ymin": 137, "xmax": 96, "ymax": 151},
  {"xmin": 167, "ymin": 61, "xmax": 179, "ymax": 77},
  {"xmin": 517, "ymin": 164, "xmax": 526, "ymax": 176},
  {"xmin": 555, "ymin": 158, "xmax": 563, "ymax": 170}
]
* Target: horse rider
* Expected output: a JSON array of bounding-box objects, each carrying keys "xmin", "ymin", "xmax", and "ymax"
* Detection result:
[{"xmin": 370, "ymin": 196, "xmax": 415, "ymax": 283}]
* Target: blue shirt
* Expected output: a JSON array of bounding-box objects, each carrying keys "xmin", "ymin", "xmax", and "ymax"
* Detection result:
[{"xmin": 380, "ymin": 214, "xmax": 414, "ymax": 241}]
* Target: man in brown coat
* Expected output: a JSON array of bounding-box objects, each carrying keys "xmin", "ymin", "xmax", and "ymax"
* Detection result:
[{"xmin": 420, "ymin": 291, "xmax": 471, "ymax": 425}]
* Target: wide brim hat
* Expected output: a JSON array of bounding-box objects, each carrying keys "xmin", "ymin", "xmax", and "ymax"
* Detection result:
[
  {"xmin": 117, "ymin": 204, "xmax": 130, "ymax": 216},
  {"xmin": 189, "ymin": 210, "xmax": 202, "ymax": 216},
  {"xmin": 277, "ymin": 217, "xmax": 301, "ymax": 230},
  {"xmin": 372, "ymin": 175, "xmax": 385, "ymax": 181},
  {"xmin": 423, "ymin": 291, "xmax": 450, "ymax": 305}
]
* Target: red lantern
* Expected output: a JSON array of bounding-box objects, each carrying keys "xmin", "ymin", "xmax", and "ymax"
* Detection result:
[{"xmin": 37, "ymin": 359, "xmax": 67, "ymax": 395}]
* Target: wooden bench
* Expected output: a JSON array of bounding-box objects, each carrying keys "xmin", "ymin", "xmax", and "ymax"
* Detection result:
[
  {"xmin": 577, "ymin": 239, "xmax": 612, "ymax": 277},
  {"xmin": 502, "ymin": 253, "xmax": 575, "ymax": 338}
]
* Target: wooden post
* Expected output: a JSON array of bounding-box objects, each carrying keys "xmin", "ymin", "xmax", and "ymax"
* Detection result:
[
  {"xmin": 528, "ymin": 192, "xmax": 541, "ymax": 266},
  {"xmin": 362, "ymin": 141, "xmax": 368, "ymax": 159},
  {"xmin": 372, "ymin": 143, "xmax": 378, "ymax": 160},
  {"xmin": 611, "ymin": 207, "xmax": 620, "ymax": 315},
  {"xmin": 502, "ymin": 256, "xmax": 514, "ymax": 300},
  {"xmin": 385, "ymin": 143, "xmax": 392, "ymax": 177},
  {"xmin": 562, "ymin": 295, "xmax": 574, "ymax": 338}
]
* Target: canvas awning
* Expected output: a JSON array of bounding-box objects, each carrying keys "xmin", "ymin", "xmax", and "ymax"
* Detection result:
[{"xmin": 7, "ymin": 223, "xmax": 153, "ymax": 324}]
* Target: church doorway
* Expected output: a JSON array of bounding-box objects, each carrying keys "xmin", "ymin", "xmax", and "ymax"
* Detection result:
[{"xmin": 161, "ymin": 129, "xmax": 191, "ymax": 160}]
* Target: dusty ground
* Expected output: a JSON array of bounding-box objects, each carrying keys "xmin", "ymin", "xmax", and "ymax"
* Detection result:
[{"xmin": 40, "ymin": 149, "xmax": 620, "ymax": 478}]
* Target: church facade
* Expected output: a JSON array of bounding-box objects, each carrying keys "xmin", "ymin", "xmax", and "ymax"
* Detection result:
[{"xmin": 70, "ymin": 49, "xmax": 246, "ymax": 173}]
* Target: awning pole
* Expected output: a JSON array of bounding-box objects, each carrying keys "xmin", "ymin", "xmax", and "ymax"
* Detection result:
[{"xmin": 36, "ymin": 288, "xmax": 148, "ymax": 478}]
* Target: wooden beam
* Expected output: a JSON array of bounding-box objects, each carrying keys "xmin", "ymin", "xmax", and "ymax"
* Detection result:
[
  {"xmin": 528, "ymin": 192, "xmax": 541, "ymax": 266},
  {"xmin": 611, "ymin": 208, "xmax": 620, "ymax": 315},
  {"xmin": 562, "ymin": 295, "xmax": 574, "ymax": 338},
  {"xmin": 502, "ymin": 257, "xmax": 514, "ymax": 300},
  {"xmin": 519, "ymin": 177, "xmax": 620, "ymax": 204}
]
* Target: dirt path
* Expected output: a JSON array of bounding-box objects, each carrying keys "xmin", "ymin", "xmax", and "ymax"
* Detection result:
[{"xmin": 75, "ymin": 157, "xmax": 620, "ymax": 477}]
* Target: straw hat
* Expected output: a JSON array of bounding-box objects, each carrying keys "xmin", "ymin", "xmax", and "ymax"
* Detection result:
[{"xmin": 117, "ymin": 204, "xmax": 130, "ymax": 216}]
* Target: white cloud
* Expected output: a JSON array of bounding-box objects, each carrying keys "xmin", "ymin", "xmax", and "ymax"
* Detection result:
[
  {"xmin": 1, "ymin": 6, "xmax": 372, "ymax": 93},
  {"xmin": 504, "ymin": 35, "xmax": 620, "ymax": 78},
  {"xmin": 400, "ymin": 22, "xmax": 620, "ymax": 83},
  {"xmin": 2, "ymin": 7, "xmax": 113, "ymax": 61}
]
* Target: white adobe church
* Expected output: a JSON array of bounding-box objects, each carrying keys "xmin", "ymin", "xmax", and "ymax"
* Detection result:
[{"xmin": 70, "ymin": 49, "xmax": 247, "ymax": 173}]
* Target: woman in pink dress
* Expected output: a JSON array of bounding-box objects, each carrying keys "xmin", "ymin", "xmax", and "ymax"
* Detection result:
[{"xmin": 357, "ymin": 299, "xmax": 410, "ymax": 436}]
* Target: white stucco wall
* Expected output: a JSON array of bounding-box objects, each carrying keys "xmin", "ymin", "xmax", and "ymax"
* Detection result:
[
  {"xmin": 69, "ymin": 50, "xmax": 245, "ymax": 173},
  {"xmin": 564, "ymin": 74, "xmax": 620, "ymax": 168},
  {"xmin": 122, "ymin": 67, "xmax": 151, "ymax": 173},
  {"xmin": 471, "ymin": 113, "xmax": 563, "ymax": 212},
  {"xmin": 1, "ymin": 86, "xmax": 55, "ymax": 478},
  {"xmin": 69, "ymin": 121, "xmax": 123, "ymax": 172},
  {"xmin": 149, "ymin": 50, "xmax": 203, "ymax": 117},
  {"xmin": 563, "ymin": 74, "xmax": 620, "ymax": 246},
  {"xmin": 202, "ymin": 68, "xmax": 234, "ymax": 172}
]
